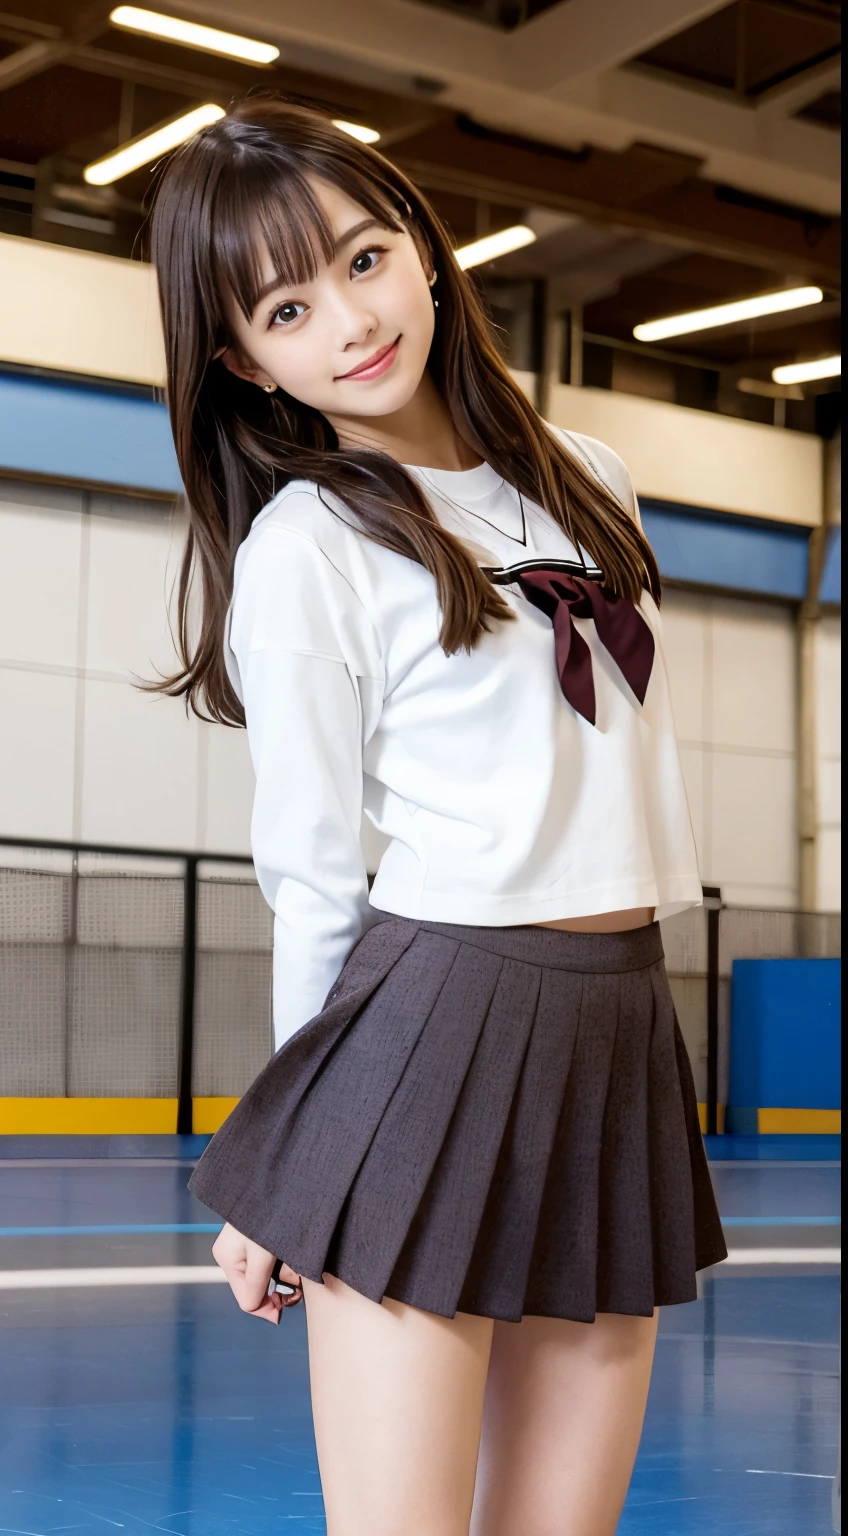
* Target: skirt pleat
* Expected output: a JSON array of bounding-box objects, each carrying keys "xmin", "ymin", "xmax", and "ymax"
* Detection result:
[
  {"xmin": 515, "ymin": 970, "xmax": 618, "ymax": 1321},
  {"xmin": 385, "ymin": 956, "xmax": 548, "ymax": 1319},
  {"xmin": 189, "ymin": 916, "xmax": 423, "ymax": 1268},
  {"xmin": 188, "ymin": 911, "xmax": 728, "ymax": 1323},
  {"xmin": 645, "ymin": 966, "xmax": 700, "ymax": 1303},
  {"xmin": 326, "ymin": 935, "xmax": 506, "ymax": 1301},
  {"xmin": 594, "ymin": 968, "xmax": 656, "ymax": 1317}
]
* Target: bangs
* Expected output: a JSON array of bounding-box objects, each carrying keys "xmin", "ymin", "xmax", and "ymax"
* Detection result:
[{"xmin": 210, "ymin": 153, "xmax": 406, "ymax": 324}]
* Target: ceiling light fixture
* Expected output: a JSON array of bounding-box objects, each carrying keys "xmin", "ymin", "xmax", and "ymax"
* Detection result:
[
  {"xmin": 109, "ymin": 6, "xmax": 280, "ymax": 65},
  {"xmin": 83, "ymin": 103, "xmax": 225, "ymax": 185},
  {"xmin": 737, "ymin": 377, "xmax": 803, "ymax": 401},
  {"xmin": 772, "ymin": 355, "xmax": 841, "ymax": 385},
  {"xmin": 633, "ymin": 285, "xmax": 824, "ymax": 343},
  {"xmin": 332, "ymin": 120, "xmax": 381, "ymax": 145},
  {"xmin": 454, "ymin": 225, "xmax": 537, "ymax": 271}
]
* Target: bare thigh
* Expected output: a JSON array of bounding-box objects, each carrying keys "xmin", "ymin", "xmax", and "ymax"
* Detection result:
[
  {"xmin": 302, "ymin": 1274, "xmax": 494, "ymax": 1536},
  {"xmin": 470, "ymin": 1308, "xmax": 659, "ymax": 1536}
]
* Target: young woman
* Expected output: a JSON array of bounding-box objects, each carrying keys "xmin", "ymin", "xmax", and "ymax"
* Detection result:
[{"xmin": 149, "ymin": 97, "xmax": 727, "ymax": 1536}]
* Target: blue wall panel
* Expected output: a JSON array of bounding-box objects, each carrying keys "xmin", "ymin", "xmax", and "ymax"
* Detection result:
[
  {"xmin": 729, "ymin": 958, "xmax": 842, "ymax": 1110},
  {"xmin": 640, "ymin": 502, "xmax": 811, "ymax": 601},
  {"xmin": 819, "ymin": 526, "xmax": 841, "ymax": 605},
  {"xmin": 0, "ymin": 372, "xmax": 181, "ymax": 495},
  {"xmin": 0, "ymin": 370, "xmax": 834, "ymax": 607}
]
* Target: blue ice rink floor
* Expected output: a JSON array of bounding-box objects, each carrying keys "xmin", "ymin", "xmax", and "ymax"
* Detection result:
[{"xmin": 0, "ymin": 1137, "xmax": 840, "ymax": 1535}]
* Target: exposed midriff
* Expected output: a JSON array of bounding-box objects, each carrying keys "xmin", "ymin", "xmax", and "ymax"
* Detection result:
[{"xmin": 533, "ymin": 906, "xmax": 656, "ymax": 934}]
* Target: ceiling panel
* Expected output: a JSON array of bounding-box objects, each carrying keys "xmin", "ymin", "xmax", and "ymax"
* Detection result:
[{"xmin": 634, "ymin": 0, "xmax": 840, "ymax": 97}]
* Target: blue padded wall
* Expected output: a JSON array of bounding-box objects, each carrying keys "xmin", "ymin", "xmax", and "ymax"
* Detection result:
[
  {"xmin": 640, "ymin": 502, "xmax": 811, "ymax": 601},
  {"xmin": 729, "ymin": 958, "xmax": 842, "ymax": 1114},
  {"xmin": 819, "ymin": 526, "xmax": 841, "ymax": 605},
  {"xmin": 0, "ymin": 371, "xmax": 180, "ymax": 495},
  {"xmin": 0, "ymin": 369, "xmax": 835, "ymax": 610}
]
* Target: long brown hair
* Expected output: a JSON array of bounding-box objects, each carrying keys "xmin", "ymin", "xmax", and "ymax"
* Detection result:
[{"xmin": 147, "ymin": 96, "xmax": 659, "ymax": 725}]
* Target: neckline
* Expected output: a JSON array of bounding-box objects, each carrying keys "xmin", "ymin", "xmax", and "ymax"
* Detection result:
[{"xmin": 405, "ymin": 458, "xmax": 503, "ymax": 504}]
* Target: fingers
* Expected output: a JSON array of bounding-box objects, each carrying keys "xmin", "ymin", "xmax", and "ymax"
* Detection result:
[
  {"xmin": 276, "ymin": 1260, "xmax": 304, "ymax": 1305},
  {"xmin": 245, "ymin": 1291, "xmax": 284, "ymax": 1325},
  {"xmin": 213, "ymin": 1223, "xmax": 279, "ymax": 1324},
  {"xmin": 212, "ymin": 1223, "xmax": 302, "ymax": 1321}
]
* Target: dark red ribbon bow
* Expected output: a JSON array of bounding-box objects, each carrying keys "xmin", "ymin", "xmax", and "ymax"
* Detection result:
[{"xmin": 516, "ymin": 570, "xmax": 655, "ymax": 726}]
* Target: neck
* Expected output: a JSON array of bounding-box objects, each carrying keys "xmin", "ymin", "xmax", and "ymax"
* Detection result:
[{"xmin": 325, "ymin": 371, "xmax": 483, "ymax": 471}]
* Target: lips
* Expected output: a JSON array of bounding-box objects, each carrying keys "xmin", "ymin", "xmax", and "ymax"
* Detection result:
[{"xmin": 337, "ymin": 337, "xmax": 400, "ymax": 381}]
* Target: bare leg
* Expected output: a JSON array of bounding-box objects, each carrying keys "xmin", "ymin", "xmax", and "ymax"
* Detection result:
[
  {"xmin": 302, "ymin": 1274, "xmax": 494, "ymax": 1536},
  {"xmin": 470, "ymin": 1308, "xmax": 659, "ymax": 1536}
]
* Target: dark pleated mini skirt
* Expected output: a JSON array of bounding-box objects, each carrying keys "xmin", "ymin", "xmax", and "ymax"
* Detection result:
[{"xmin": 189, "ymin": 908, "xmax": 728, "ymax": 1324}]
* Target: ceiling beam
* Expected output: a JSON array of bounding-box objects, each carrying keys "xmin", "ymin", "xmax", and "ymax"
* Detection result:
[
  {"xmin": 756, "ymin": 56, "xmax": 841, "ymax": 120},
  {"xmin": 570, "ymin": 65, "xmax": 841, "ymax": 215},
  {"xmin": 0, "ymin": 5, "xmax": 114, "ymax": 91},
  {"xmin": 176, "ymin": 0, "xmax": 731, "ymax": 97},
  {"xmin": 0, "ymin": 12, "xmax": 62, "ymax": 42},
  {"xmin": 173, "ymin": 0, "xmax": 840, "ymax": 219},
  {"xmin": 0, "ymin": 39, "xmax": 70, "ymax": 90},
  {"xmin": 67, "ymin": 43, "xmax": 239, "ymax": 101},
  {"xmin": 506, "ymin": 0, "xmax": 730, "ymax": 94},
  {"xmin": 391, "ymin": 117, "xmax": 841, "ymax": 288}
]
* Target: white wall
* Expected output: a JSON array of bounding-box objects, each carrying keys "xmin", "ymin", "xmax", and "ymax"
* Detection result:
[
  {"xmin": 0, "ymin": 235, "xmax": 166, "ymax": 388},
  {"xmin": 660, "ymin": 589, "xmax": 800, "ymax": 908},
  {"xmin": 0, "ymin": 480, "xmax": 254, "ymax": 857},
  {"xmin": 548, "ymin": 383, "xmax": 824, "ymax": 527},
  {"xmin": 814, "ymin": 615, "xmax": 841, "ymax": 912},
  {"xmin": 1, "ymin": 478, "xmax": 837, "ymax": 913}
]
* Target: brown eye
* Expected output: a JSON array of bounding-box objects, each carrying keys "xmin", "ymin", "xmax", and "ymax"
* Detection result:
[
  {"xmin": 351, "ymin": 249, "xmax": 382, "ymax": 276},
  {"xmin": 272, "ymin": 302, "xmax": 306, "ymax": 326}
]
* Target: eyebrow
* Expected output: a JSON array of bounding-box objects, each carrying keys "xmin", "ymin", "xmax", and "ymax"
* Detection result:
[{"xmin": 252, "ymin": 218, "xmax": 389, "ymax": 310}]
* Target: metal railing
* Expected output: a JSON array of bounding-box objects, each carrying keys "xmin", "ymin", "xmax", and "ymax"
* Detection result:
[
  {"xmin": 1, "ymin": 837, "xmax": 840, "ymax": 1135},
  {"xmin": 0, "ymin": 836, "xmax": 269, "ymax": 1133}
]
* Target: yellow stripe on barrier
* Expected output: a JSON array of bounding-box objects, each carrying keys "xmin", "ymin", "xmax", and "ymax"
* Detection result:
[
  {"xmin": 192, "ymin": 1098, "xmax": 240, "ymax": 1134},
  {"xmin": 697, "ymin": 1103, "xmax": 726, "ymax": 1134},
  {"xmin": 0, "ymin": 1098, "xmax": 236, "ymax": 1135},
  {"xmin": 758, "ymin": 1108, "xmax": 841, "ymax": 1134},
  {"xmin": 0, "ymin": 1098, "xmax": 178, "ymax": 1133},
  {"xmin": 0, "ymin": 1099, "xmax": 838, "ymax": 1137}
]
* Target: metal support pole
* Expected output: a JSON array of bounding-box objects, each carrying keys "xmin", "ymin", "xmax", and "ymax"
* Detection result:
[
  {"xmin": 703, "ymin": 885, "xmax": 722, "ymax": 1137},
  {"xmin": 798, "ymin": 517, "xmax": 831, "ymax": 912},
  {"xmin": 568, "ymin": 304, "xmax": 583, "ymax": 388},
  {"xmin": 531, "ymin": 277, "xmax": 547, "ymax": 418},
  {"xmin": 62, "ymin": 848, "xmax": 79, "ymax": 1098},
  {"xmin": 798, "ymin": 428, "xmax": 839, "ymax": 915},
  {"xmin": 177, "ymin": 855, "xmax": 198, "ymax": 1135}
]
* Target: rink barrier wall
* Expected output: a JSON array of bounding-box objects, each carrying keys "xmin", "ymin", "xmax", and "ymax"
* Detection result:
[
  {"xmin": 0, "ymin": 369, "xmax": 836, "ymax": 605},
  {"xmin": 1, "ymin": 1100, "xmax": 841, "ymax": 1135}
]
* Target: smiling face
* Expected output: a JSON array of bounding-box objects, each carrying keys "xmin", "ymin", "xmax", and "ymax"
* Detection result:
[{"xmin": 219, "ymin": 178, "xmax": 437, "ymax": 433}]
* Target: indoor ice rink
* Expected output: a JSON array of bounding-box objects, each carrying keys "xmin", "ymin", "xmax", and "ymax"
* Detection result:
[{"xmin": 0, "ymin": 1, "xmax": 841, "ymax": 1533}]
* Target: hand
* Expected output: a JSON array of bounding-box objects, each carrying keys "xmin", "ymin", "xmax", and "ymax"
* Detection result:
[{"xmin": 211, "ymin": 1222, "xmax": 303, "ymax": 1325}]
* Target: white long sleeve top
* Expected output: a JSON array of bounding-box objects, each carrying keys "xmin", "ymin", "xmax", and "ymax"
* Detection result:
[{"xmin": 226, "ymin": 427, "xmax": 702, "ymax": 1047}]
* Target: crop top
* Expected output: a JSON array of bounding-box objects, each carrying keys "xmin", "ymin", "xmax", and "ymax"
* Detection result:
[{"xmin": 225, "ymin": 426, "xmax": 702, "ymax": 1047}]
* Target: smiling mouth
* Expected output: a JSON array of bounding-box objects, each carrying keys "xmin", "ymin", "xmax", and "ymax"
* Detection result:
[{"xmin": 337, "ymin": 337, "xmax": 401, "ymax": 381}]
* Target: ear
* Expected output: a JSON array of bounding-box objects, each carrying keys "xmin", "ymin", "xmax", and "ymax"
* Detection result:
[{"xmin": 214, "ymin": 342, "xmax": 276, "ymax": 391}]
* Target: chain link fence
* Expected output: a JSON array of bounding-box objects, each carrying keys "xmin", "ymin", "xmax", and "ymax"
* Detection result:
[
  {"xmin": 0, "ymin": 840, "xmax": 840, "ymax": 1127},
  {"xmin": 0, "ymin": 844, "xmax": 272, "ymax": 1114}
]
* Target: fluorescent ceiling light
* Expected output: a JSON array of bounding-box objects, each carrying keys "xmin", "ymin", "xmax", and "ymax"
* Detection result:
[
  {"xmin": 633, "ymin": 285, "xmax": 824, "ymax": 343},
  {"xmin": 737, "ymin": 377, "xmax": 803, "ymax": 401},
  {"xmin": 455, "ymin": 225, "xmax": 537, "ymax": 270},
  {"xmin": 84, "ymin": 103, "xmax": 225, "ymax": 185},
  {"xmin": 333, "ymin": 120, "xmax": 380, "ymax": 145},
  {"xmin": 772, "ymin": 355, "xmax": 841, "ymax": 385},
  {"xmin": 109, "ymin": 6, "xmax": 279, "ymax": 65}
]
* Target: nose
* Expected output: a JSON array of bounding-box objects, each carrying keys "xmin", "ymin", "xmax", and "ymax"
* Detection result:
[{"xmin": 330, "ymin": 285, "xmax": 378, "ymax": 352}]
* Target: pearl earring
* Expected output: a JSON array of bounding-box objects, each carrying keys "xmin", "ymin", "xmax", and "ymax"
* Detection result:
[{"xmin": 262, "ymin": 383, "xmax": 277, "ymax": 394}]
